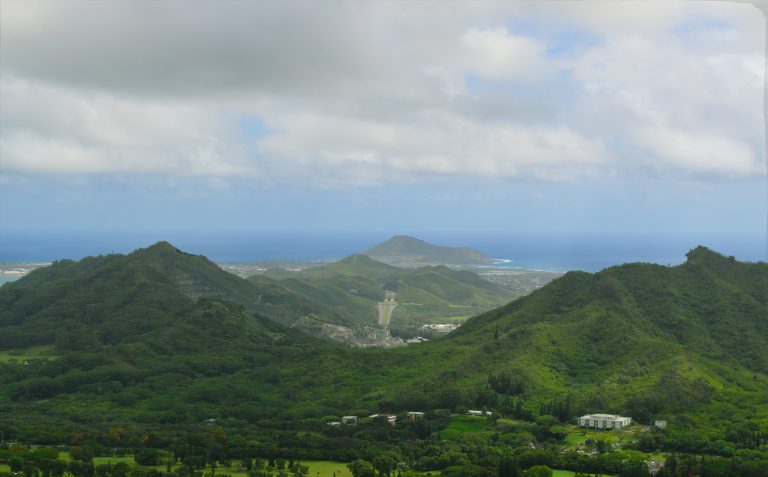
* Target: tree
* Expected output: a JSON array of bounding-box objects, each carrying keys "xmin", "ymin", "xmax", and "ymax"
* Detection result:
[
  {"xmin": 523, "ymin": 466, "xmax": 552, "ymax": 477},
  {"xmin": 136, "ymin": 449, "xmax": 162, "ymax": 467},
  {"xmin": 347, "ymin": 460, "xmax": 375, "ymax": 477},
  {"xmin": 293, "ymin": 465, "xmax": 309, "ymax": 477},
  {"xmin": 372, "ymin": 454, "xmax": 396, "ymax": 477},
  {"xmin": 498, "ymin": 456, "xmax": 521, "ymax": 477}
]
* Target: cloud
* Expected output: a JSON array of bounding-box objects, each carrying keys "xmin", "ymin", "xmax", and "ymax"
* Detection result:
[
  {"xmin": 0, "ymin": 1, "xmax": 764, "ymax": 184},
  {"xmin": 459, "ymin": 27, "xmax": 548, "ymax": 79},
  {"xmin": 634, "ymin": 127, "xmax": 759, "ymax": 178},
  {"xmin": 257, "ymin": 110, "xmax": 607, "ymax": 184},
  {"xmin": 0, "ymin": 77, "xmax": 251, "ymax": 175}
]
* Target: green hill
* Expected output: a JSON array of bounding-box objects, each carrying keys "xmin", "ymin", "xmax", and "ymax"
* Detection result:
[
  {"xmin": 0, "ymin": 242, "xmax": 359, "ymax": 344},
  {"xmin": 0, "ymin": 243, "xmax": 766, "ymax": 459},
  {"xmin": 255, "ymin": 254, "xmax": 517, "ymax": 336},
  {"xmin": 365, "ymin": 235, "xmax": 493, "ymax": 266}
]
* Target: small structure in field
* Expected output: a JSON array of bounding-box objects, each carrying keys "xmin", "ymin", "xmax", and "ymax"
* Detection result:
[
  {"xmin": 407, "ymin": 411, "xmax": 425, "ymax": 420},
  {"xmin": 653, "ymin": 420, "xmax": 667, "ymax": 429},
  {"xmin": 578, "ymin": 413, "xmax": 632, "ymax": 429},
  {"xmin": 342, "ymin": 415, "xmax": 358, "ymax": 425}
]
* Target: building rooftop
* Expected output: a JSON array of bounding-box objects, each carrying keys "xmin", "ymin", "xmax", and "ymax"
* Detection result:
[{"xmin": 581, "ymin": 414, "xmax": 630, "ymax": 420}]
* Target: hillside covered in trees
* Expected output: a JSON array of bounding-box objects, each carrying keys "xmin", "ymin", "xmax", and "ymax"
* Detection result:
[{"xmin": 1, "ymin": 243, "xmax": 767, "ymax": 476}]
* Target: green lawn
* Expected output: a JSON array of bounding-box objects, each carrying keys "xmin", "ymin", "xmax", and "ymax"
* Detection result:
[
  {"xmin": 0, "ymin": 345, "xmax": 59, "ymax": 363},
  {"xmin": 440, "ymin": 414, "xmax": 493, "ymax": 440},
  {"xmin": 552, "ymin": 470, "xmax": 614, "ymax": 477},
  {"xmin": 0, "ymin": 464, "xmax": 10, "ymax": 473},
  {"xmin": 92, "ymin": 456, "xmax": 136, "ymax": 466},
  {"xmin": 49, "ymin": 453, "xmax": 352, "ymax": 477},
  {"xmin": 300, "ymin": 461, "xmax": 352, "ymax": 477},
  {"xmin": 562, "ymin": 425, "xmax": 637, "ymax": 449}
]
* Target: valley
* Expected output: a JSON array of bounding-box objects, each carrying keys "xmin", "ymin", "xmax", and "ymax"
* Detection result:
[{"xmin": 0, "ymin": 242, "xmax": 766, "ymax": 476}]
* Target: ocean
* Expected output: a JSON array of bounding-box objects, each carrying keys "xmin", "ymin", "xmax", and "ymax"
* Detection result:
[{"xmin": 0, "ymin": 232, "xmax": 764, "ymax": 272}]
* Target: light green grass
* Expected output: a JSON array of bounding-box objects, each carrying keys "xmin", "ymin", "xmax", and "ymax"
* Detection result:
[
  {"xmin": 440, "ymin": 414, "xmax": 494, "ymax": 440},
  {"xmin": 92, "ymin": 456, "xmax": 136, "ymax": 466},
  {"xmin": 300, "ymin": 461, "xmax": 352, "ymax": 477},
  {"xmin": 0, "ymin": 345, "xmax": 59, "ymax": 363},
  {"xmin": 552, "ymin": 470, "xmax": 614, "ymax": 477},
  {"xmin": 0, "ymin": 464, "xmax": 11, "ymax": 473},
  {"xmin": 562, "ymin": 425, "xmax": 636, "ymax": 449}
]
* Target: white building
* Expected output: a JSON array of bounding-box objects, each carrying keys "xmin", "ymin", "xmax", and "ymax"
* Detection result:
[
  {"xmin": 369, "ymin": 413, "xmax": 397, "ymax": 425},
  {"xmin": 342, "ymin": 415, "xmax": 358, "ymax": 424},
  {"xmin": 407, "ymin": 411, "xmax": 425, "ymax": 420},
  {"xmin": 654, "ymin": 420, "xmax": 667, "ymax": 429},
  {"xmin": 578, "ymin": 414, "xmax": 632, "ymax": 429}
]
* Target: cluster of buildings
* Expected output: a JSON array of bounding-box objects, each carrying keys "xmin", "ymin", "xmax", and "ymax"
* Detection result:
[
  {"xmin": 327, "ymin": 411, "xmax": 425, "ymax": 427},
  {"xmin": 328, "ymin": 409, "xmax": 657, "ymax": 433}
]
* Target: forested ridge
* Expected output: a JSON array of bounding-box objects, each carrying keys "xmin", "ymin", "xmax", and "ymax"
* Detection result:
[{"xmin": 1, "ymin": 243, "xmax": 767, "ymax": 476}]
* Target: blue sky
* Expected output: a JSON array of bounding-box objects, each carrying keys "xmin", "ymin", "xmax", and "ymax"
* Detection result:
[{"xmin": 0, "ymin": 1, "xmax": 766, "ymax": 263}]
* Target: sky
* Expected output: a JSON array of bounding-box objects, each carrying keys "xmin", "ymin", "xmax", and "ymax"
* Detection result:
[{"xmin": 0, "ymin": 1, "xmax": 766, "ymax": 263}]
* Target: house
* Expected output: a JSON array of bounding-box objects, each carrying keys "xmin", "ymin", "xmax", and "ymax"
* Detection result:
[
  {"xmin": 654, "ymin": 420, "xmax": 667, "ymax": 429},
  {"xmin": 369, "ymin": 413, "xmax": 397, "ymax": 425},
  {"xmin": 578, "ymin": 414, "xmax": 632, "ymax": 429},
  {"xmin": 467, "ymin": 410, "xmax": 492, "ymax": 417},
  {"xmin": 326, "ymin": 421, "xmax": 342, "ymax": 426},
  {"xmin": 407, "ymin": 411, "xmax": 425, "ymax": 420},
  {"xmin": 342, "ymin": 415, "xmax": 358, "ymax": 425}
]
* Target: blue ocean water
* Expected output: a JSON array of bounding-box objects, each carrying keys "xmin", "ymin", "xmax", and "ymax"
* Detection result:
[
  {"xmin": 0, "ymin": 232, "xmax": 764, "ymax": 272},
  {"xmin": 0, "ymin": 275, "xmax": 22, "ymax": 285}
]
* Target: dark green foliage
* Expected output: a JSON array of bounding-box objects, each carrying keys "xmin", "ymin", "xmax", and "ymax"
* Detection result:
[
  {"xmin": 488, "ymin": 371, "xmax": 526, "ymax": 396},
  {"xmin": 0, "ymin": 242, "xmax": 767, "ymax": 465},
  {"xmin": 254, "ymin": 253, "xmax": 516, "ymax": 334}
]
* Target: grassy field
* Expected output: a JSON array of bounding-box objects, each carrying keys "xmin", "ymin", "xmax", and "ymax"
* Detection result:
[
  {"xmin": 300, "ymin": 461, "xmax": 352, "ymax": 477},
  {"xmin": 92, "ymin": 456, "xmax": 138, "ymax": 466},
  {"xmin": 562, "ymin": 425, "xmax": 637, "ymax": 448},
  {"xmin": 44, "ymin": 455, "xmax": 354, "ymax": 477},
  {"xmin": 419, "ymin": 314, "xmax": 471, "ymax": 324},
  {"xmin": 0, "ymin": 345, "xmax": 59, "ymax": 363},
  {"xmin": 552, "ymin": 470, "xmax": 614, "ymax": 477},
  {"xmin": 0, "ymin": 464, "xmax": 10, "ymax": 473},
  {"xmin": 439, "ymin": 414, "xmax": 495, "ymax": 441}
]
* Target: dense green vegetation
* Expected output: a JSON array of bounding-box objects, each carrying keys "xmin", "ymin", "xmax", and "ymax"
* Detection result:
[
  {"xmin": 1, "ymin": 243, "xmax": 767, "ymax": 475},
  {"xmin": 257, "ymin": 254, "xmax": 516, "ymax": 336}
]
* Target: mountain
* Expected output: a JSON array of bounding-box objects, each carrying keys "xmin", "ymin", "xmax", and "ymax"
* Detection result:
[
  {"xmin": 426, "ymin": 246, "xmax": 768, "ymax": 425},
  {"xmin": 0, "ymin": 244, "xmax": 766, "ymax": 451},
  {"xmin": 364, "ymin": 235, "xmax": 493, "ymax": 266},
  {"xmin": 0, "ymin": 241, "xmax": 365, "ymax": 348},
  {"xmin": 0, "ymin": 242, "xmax": 323, "ymax": 352},
  {"xmin": 255, "ymin": 254, "xmax": 517, "ymax": 338}
]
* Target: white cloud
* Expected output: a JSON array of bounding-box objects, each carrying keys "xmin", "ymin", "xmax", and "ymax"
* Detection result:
[
  {"xmin": 258, "ymin": 111, "xmax": 607, "ymax": 184},
  {"xmin": 0, "ymin": 1, "xmax": 764, "ymax": 184},
  {"xmin": 0, "ymin": 77, "xmax": 251, "ymax": 175},
  {"xmin": 635, "ymin": 127, "xmax": 760, "ymax": 178},
  {"xmin": 459, "ymin": 27, "xmax": 547, "ymax": 79}
]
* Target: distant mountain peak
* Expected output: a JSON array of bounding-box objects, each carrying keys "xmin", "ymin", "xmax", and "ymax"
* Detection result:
[
  {"xmin": 143, "ymin": 240, "xmax": 181, "ymax": 252},
  {"xmin": 364, "ymin": 235, "xmax": 492, "ymax": 266},
  {"xmin": 685, "ymin": 246, "xmax": 733, "ymax": 265}
]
